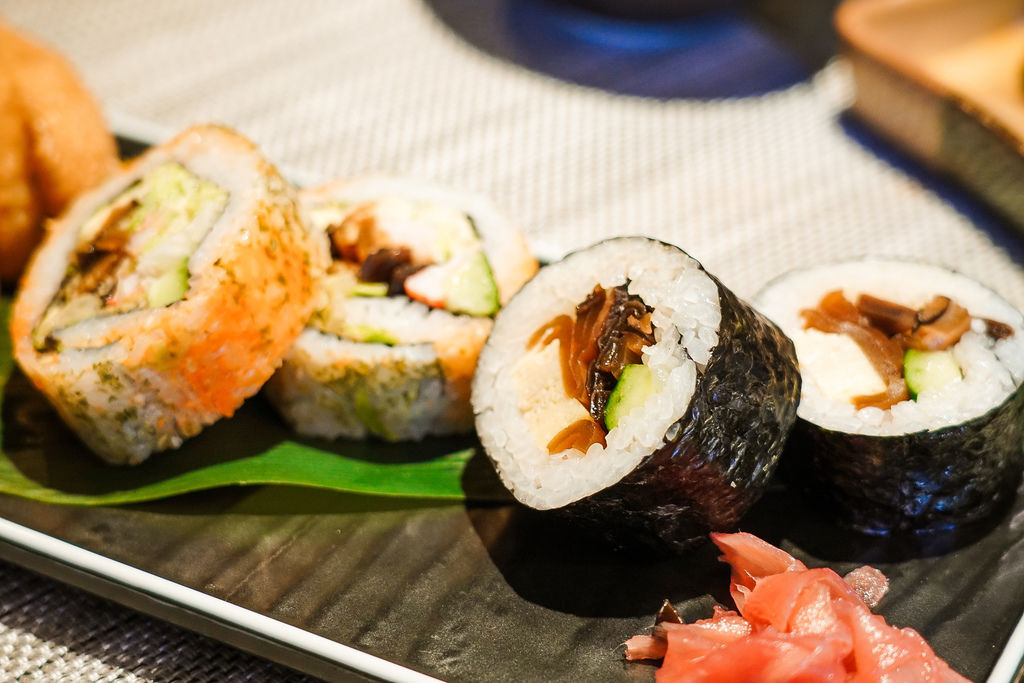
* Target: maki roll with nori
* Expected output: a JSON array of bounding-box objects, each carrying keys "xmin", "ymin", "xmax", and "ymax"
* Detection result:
[
  {"xmin": 472, "ymin": 237, "xmax": 801, "ymax": 552},
  {"xmin": 755, "ymin": 258, "xmax": 1024, "ymax": 534},
  {"xmin": 265, "ymin": 176, "xmax": 538, "ymax": 441},
  {"xmin": 11, "ymin": 125, "xmax": 317, "ymax": 464}
]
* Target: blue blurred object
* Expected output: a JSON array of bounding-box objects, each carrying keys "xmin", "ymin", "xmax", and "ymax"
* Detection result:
[
  {"xmin": 515, "ymin": 0, "xmax": 752, "ymax": 52},
  {"xmin": 556, "ymin": 0, "xmax": 734, "ymax": 21},
  {"xmin": 425, "ymin": 0, "xmax": 818, "ymax": 98},
  {"xmin": 507, "ymin": 0, "xmax": 809, "ymax": 97}
]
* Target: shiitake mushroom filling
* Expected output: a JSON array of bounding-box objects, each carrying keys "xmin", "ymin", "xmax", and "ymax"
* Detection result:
[
  {"xmin": 317, "ymin": 200, "xmax": 500, "ymax": 318},
  {"xmin": 801, "ymin": 290, "xmax": 1014, "ymax": 410},
  {"xmin": 354, "ymin": 247, "xmax": 425, "ymax": 296},
  {"xmin": 529, "ymin": 284, "xmax": 656, "ymax": 454},
  {"xmin": 326, "ymin": 210, "xmax": 426, "ymax": 297},
  {"xmin": 70, "ymin": 199, "xmax": 138, "ymax": 303}
]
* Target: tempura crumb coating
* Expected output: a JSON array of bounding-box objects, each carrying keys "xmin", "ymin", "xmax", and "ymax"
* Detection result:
[
  {"xmin": 12, "ymin": 125, "xmax": 317, "ymax": 465},
  {"xmin": 0, "ymin": 20, "xmax": 119, "ymax": 284}
]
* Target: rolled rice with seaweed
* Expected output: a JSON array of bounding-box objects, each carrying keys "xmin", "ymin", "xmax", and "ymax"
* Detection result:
[
  {"xmin": 472, "ymin": 237, "xmax": 801, "ymax": 553},
  {"xmin": 755, "ymin": 258, "xmax": 1024, "ymax": 533}
]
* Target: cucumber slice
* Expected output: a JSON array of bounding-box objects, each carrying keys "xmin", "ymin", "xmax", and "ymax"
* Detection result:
[
  {"xmin": 341, "ymin": 323, "xmax": 398, "ymax": 346},
  {"xmin": 605, "ymin": 364, "xmax": 655, "ymax": 431},
  {"xmin": 137, "ymin": 164, "xmax": 226, "ymax": 308},
  {"xmin": 443, "ymin": 250, "xmax": 499, "ymax": 316},
  {"xmin": 904, "ymin": 348, "xmax": 961, "ymax": 399},
  {"xmin": 351, "ymin": 281, "xmax": 389, "ymax": 297},
  {"xmin": 146, "ymin": 258, "xmax": 189, "ymax": 308}
]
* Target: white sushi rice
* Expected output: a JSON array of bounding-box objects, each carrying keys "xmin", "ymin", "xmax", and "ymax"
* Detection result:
[
  {"xmin": 266, "ymin": 296, "xmax": 492, "ymax": 440},
  {"xmin": 755, "ymin": 258, "xmax": 1024, "ymax": 436},
  {"xmin": 318, "ymin": 295, "xmax": 489, "ymax": 346},
  {"xmin": 267, "ymin": 332, "xmax": 455, "ymax": 441},
  {"xmin": 472, "ymin": 237, "xmax": 721, "ymax": 510}
]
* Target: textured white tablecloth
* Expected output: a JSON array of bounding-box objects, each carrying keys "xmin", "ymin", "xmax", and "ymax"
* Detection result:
[
  {"xmin": 5, "ymin": 0, "xmax": 1023, "ymax": 302},
  {"xmin": 2, "ymin": 0, "xmax": 1023, "ymax": 680}
]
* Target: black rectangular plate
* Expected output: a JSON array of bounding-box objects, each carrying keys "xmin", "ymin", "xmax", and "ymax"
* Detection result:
[{"xmin": 0, "ymin": 135, "xmax": 1022, "ymax": 683}]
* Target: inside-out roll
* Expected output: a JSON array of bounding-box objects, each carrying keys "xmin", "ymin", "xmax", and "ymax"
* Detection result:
[
  {"xmin": 11, "ymin": 124, "xmax": 316, "ymax": 465},
  {"xmin": 472, "ymin": 237, "xmax": 801, "ymax": 552},
  {"xmin": 755, "ymin": 258, "xmax": 1024, "ymax": 533},
  {"xmin": 265, "ymin": 176, "xmax": 538, "ymax": 441}
]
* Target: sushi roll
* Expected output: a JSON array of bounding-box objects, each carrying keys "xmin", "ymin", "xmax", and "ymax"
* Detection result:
[
  {"xmin": 265, "ymin": 176, "xmax": 537, "ymax": 441},
  {"xmin": 472, "ymin": 237, "xmax": 801, "ymax": 553},
  {"xmin": 755, "ymin": 258, "xmax": 1024, "ymax": 534},
  {"xmin": 11, "ymin": 124, "xmax": 317, "ymax": 465}
]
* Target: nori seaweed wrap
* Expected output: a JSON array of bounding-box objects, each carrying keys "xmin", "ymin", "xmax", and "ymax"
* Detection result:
[
  {"xmin": 755, "ymin": 258, "xmax": 1024, "ymax": 534},
  {"xmin": 471, "ymin": 237, "xmax": 801, "ymax": 553}
]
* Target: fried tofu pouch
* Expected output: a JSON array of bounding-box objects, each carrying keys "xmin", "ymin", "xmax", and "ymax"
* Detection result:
[
  {"xmin": 0, "ymin": 20, "xmax": 119, "ymax": 284},
  {"xmin": 0, "ymin": 64, "xmax": 40, "ymax": 285}
]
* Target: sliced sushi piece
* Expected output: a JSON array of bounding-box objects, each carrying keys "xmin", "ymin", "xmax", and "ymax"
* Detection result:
[
  {"xmin": 471, "ymin": 237, "xmax": 801, "ymax": 552},
  {"xmin": 10, "ymin": 124, "xmax": 317, "ymax": 464},
  {"xmin": 265, "ymin": 176, "xmax": 538, "ymax": 441},
  {"xmin": 755, "ymin": 258, "xmax": 1024, "ymax": 534}
]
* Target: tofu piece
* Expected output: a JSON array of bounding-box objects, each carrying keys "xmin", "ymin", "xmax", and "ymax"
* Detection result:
[
  {"xmin": 794, "ymin": 328, "xmax": 886, "ymax": 404},
  {"xmin": 513, "ymin": 339, "xmax": 591, "ymax": 449}
]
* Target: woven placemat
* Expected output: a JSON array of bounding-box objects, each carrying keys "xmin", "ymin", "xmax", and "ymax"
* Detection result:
[
  {"xmin": 5, "ymin": 0, "xmax": 1023, "ymax": 303},
  {"xmin": 0, "ymin": 560, "xmax": 317, "ymax": 682},
  {"xmin": 2, "ymin": 0, "xmax": 1023, "ymax": 681}
]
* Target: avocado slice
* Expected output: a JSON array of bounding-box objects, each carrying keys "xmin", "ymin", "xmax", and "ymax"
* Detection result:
[
  {"xmin": 904, "ymin": 348, "xmax": 962, "ymax": 399},
  {"xmin": 605, "ymin": 363, "xmax": 655, "ymax": 431},
  {"xmin": 353, "ymin": 388, "xmax": 395, "ymax": 440},
  {"xmin": 135, "ymin": 163, "xmax": 224, "ymax": 239},
  {"xmin": 443, "ymin": 250, "xmax": 499, "ymax": 316}
]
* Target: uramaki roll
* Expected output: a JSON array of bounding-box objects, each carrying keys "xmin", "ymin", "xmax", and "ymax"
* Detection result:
[
  {"xmin": 11, "ymin": 124, "xmax": 316, "ymax": 464},
  {"xmin": 472, "ymin": 237, "xmax": 801, "ymax": 552},
  {"xmin": 265, "ymin": 176, "xmax": 537, "ymax": 441}
]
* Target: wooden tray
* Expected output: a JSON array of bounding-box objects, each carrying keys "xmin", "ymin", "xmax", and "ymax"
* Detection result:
[{"xmin": 837, "ymin": 0, "xmax": 1024, "ymax": 229}]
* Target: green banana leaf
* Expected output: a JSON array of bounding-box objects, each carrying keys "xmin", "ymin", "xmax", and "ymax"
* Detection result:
[{"xmin": 0, "ymin": 295, "xmax": 508, "ymax": 506}]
